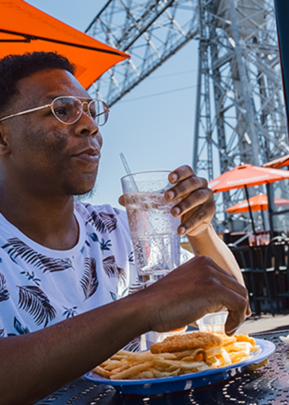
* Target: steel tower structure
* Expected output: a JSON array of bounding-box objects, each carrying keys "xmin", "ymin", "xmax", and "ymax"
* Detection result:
[{"xmin": 86, "ymin": 0, "xmax": 288, "ymax": 231}]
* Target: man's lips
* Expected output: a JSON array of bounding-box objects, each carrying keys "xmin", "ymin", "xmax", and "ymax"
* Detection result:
[{"xmin": 72, "ymin": 148, "xmax": 100, "ymax": 164}]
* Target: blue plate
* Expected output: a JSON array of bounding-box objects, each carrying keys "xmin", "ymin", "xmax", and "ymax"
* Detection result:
[{"xmin": 85, "ymin": 338, "xmax": 275, "ymax": 396}]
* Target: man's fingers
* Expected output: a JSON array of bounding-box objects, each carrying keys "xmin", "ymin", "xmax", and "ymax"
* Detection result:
[
  {"xmin": 170, "ymin": 188, "xmax": 211, "ymax": 215},
  {"xmin": 211, "ymin": 264, "xmax": 249, "ymax": 306},
  {"xmin": 202, "ymin": 261, "xmax": 249, "ymax": 333},
  {"xmin": 169, "ymin": 165, "xmax": 195, "ymax": 184},
  {"xmin": 166, "ymin": 176, "xmax": 208, "ymax": 203},
  {"xmin": 195, "ymin": 256, "xmax": 247, "ymax": 297},
  {"xmin": 246, "ymin": 303, "xmax": 252, "ymax": 317},
  {"xmin": 225, "ymin": 309, "xmax": 246, "ymax": 335},
  {"xmin": 218, "ymin": 289, "xmax": 248, "ymax": 335},
  {"xmin": 176, "ymin": 198, "xmax": 215, "ymax": 234},
  {"xmin": 145, "ymin": 256, "xmax": 249, "ymax": 334},
  {"xmin": 202, "ymin": 259, "xmax": 249, "ymax": 331},
  {"xmin": 118, "ymin": 195, "xmax": 125, "ymax": 207}
]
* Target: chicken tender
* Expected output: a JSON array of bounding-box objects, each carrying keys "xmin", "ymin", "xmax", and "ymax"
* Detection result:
[{"xmin": 150, "ymin": 331, "xmax": 222, "ymax": 354}]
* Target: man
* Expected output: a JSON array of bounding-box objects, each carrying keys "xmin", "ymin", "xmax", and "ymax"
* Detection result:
[{"xmin": 0, "ymin": 52, "xmax": 248, "ymax": 404}]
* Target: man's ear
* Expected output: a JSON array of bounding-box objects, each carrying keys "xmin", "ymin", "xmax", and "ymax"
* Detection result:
[{"xmin": 0, "ymin": 125, "xmax": 10, "ymax": 155}]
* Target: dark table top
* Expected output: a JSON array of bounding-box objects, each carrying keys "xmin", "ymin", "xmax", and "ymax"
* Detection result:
[{"xmin": 35, "ymin": 329, "xmax": 289, "ymax": 405}]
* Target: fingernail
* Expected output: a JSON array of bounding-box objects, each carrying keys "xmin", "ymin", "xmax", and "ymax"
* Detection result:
[
  {"xmin": 170, "ymin": 173, "xmax": 178, "ymax": 183},
  {"xmin": 167, "ymin": 190, "xmax": 175, "ymax": 201},
  {"xmin": 179, "ymin": 226, "xmax": 186, "ymax": 235},
  {"xmin": 173, "ymin": 206, "xmax": 181, "ymax": 215}
]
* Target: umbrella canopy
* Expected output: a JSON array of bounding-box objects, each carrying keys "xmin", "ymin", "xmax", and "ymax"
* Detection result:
[
  {"xmin": 209, "ymin": 164, "xmax": 289, "ymax": 235},
  {"xmin": 208, "ymin": 164, "xmax": 289, "ymax": 193},
  {"xmin": 226, "ymin": 193, "xmax": 289, "ymax": 214},
  {"xmin": 262, "ymin": 154, "xmax": 289, "ymax": 169},
  {"xmin": 0, "ymin": 0, "xmax": 129, "ymax": 89}
]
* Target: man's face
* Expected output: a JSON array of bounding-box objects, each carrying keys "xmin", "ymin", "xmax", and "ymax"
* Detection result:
[{"xmin": 0, "ymin": 68, "xmax": 102, "ymax": 197}]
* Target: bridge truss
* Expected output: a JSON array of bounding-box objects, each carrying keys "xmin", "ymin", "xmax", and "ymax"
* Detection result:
[{"xmin": 86, "ymin": 0, "xmax": 289, "ymax": 232}]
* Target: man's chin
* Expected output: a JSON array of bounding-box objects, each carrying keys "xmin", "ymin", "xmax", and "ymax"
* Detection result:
[{"xmin": 74, "ymin": 183, "xmax": 97, "ymax": 202}]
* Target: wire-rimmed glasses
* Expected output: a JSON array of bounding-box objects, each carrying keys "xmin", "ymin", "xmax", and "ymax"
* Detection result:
[{"xmin": 0, "ymin": 96, "xmax": 109, "ymax": 126}]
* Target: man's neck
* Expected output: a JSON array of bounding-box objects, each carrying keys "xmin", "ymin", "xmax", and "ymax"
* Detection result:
[{"xmin": 0, "ymin": 187, "xmax": 79, "ymax": 251}]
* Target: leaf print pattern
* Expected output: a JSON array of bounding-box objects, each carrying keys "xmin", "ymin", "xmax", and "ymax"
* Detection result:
[
  {"xmin": 103, "ymin": 256, "xmax": 126, "ymax": 284},
  {"xmin": 20, "ymin": 271, "xmax": 41, "ymax": 286},
  {"xmin": 128, "ymin": 251, "xmax": 134, "ymax": 263},
  {"xmin": 110, "ymin": 291, "xmax": 117, "ymax": 301},
  {"xmin": 118, "ymin": 287, "xmax": 129, "ymax": 299},
  {"xmin": 99, "ymin": 239, "xmax": 111, "ymax": 251},
  {"xmin": 62, "ymin": 306, "xmax": 78, "ymax": 319},
  {"xmin": 88, "ymin": 233, "xmax": 99, "ymax": 242},
  {"xmin": 18, "ymin": 286, "xmax": 56, "ymax": 327},
  {"xmin": 2, "ymin": 238, "xmax": 73, "ymax": 273},
  {"xmin": 0, "ymin": 273, "xmax": 9, "ymax": 302},
  {"xmin": 13, "ymin": 317, "xmax": 30, "ymax": 335},
  {"xmin": 80, "ymin": 258, "xmax": 99, "ymax": 300},
  {"xmin": 86, "ymin": 211, "xmax": 117, "ymax": 233},
  {"xmin": 0, "ymin": 204, "xmax": 134, "ymax": 337}
]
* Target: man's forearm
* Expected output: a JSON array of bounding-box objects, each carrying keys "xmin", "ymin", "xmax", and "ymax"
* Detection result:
[
  {"xmin": 0, "ymin": 254, "xmax": 249, "ymax": 405},
  {"xmin": 187, "ymin": 224, "xmax": 244, "ymax": 286}
]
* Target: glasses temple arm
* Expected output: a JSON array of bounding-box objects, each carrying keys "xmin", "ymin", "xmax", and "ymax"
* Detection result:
[{"xmin": 0, "ymin": 104, "xmax": 51, "ymax": 122}]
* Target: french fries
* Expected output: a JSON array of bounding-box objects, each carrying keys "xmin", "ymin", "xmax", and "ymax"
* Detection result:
[{"xmin": 93, "ymin": 333, "xmax": 259, "ymax": 380}]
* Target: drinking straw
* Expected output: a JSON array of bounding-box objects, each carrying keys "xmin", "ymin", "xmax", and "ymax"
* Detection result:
[
  {"xmin": 119, "ymin": 152, "xmax": 139, "ymax": 192},
  {"xmin": 119, "ymin": 152, "xmax": 132, "ymax": 176}
]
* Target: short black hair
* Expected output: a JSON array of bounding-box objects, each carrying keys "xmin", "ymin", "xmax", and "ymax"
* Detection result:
[{"xmin": 0, "ymin": 52, "xmax": 75, "ymax": 114}]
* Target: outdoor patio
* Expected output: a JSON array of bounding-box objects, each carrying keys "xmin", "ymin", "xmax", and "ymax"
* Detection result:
[{"xmin": 239, "ymin": 312, "xmax": 289, "ymax": 334}]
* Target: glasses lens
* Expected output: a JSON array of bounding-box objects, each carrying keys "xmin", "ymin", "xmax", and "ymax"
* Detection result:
[
  {"xmin": 89, "ymin": 100, "xmax": 108, "ymax": 126},
  {"xmin": 52, "ymin": 97, "xmax": 108, "ymax": 126},
  {"xmin": 52, "ymin": 97, "xmax": 82, "ymax": 124}
]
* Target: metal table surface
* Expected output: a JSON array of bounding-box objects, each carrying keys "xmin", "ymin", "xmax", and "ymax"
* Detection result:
[{"xmin": 36, "ymin": 329, "xmax": 289, "ymax": 405}]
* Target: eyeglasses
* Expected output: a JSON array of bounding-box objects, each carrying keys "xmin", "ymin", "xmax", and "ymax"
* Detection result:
[{"xmin": 0, "ymin": 96, "xmax": 109, "ymax": 126}]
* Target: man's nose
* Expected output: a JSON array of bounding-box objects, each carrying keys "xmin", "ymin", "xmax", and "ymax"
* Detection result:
[{"xmin": 74, "ymin": 109, "xmax": 99, "ymax": 137}]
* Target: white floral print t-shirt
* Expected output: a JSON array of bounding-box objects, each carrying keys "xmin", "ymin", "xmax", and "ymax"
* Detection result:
[
  {"xmin": 0, "ymin": 201, "xmax": 138, "ymax": 338},
  {"xmin": 0, "ymin": 201, "xmax": 193, "ymax": 343}
]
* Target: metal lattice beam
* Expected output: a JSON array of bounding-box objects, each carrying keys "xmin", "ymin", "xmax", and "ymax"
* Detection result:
[
  {"xmin": 86, "ymin": 0, "xmax": 199, "ymax": 106},
  {"xmin": 86, "ymin": 0, "xmax": 288, "ymax": 232}
]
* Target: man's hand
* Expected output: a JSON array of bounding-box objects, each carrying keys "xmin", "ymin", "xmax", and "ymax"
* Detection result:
[
  {"xmin": 140, "ymin": 255, "xmax": 249, "ymax": 336},
  {"xmin": 165, "ymin": 165, "xmax": 215, "ymax": 237},
  {"xmin": 118, "ymin": 166, "xmax": 215, "ymax": 238}
]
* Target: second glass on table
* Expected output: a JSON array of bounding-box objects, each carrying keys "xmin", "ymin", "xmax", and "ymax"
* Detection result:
[{"xmin": 121, "ymin": 170, "xmax": 181, "ymax": 283}]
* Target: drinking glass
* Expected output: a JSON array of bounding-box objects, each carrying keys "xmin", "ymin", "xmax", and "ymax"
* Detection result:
[{"xmin": 121, "ymin": 170, "xmax": 181, "ymax": 283}]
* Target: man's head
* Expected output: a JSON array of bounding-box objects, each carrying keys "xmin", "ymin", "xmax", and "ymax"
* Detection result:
[
  {"xmin": 0, "ymin": 52, "xmax": 102, "ymax": 199},
  {"xmin": 0, "ymin": 52, "xmax": 75, "ymax": 117}
]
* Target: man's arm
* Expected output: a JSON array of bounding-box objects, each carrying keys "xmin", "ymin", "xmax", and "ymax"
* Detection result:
[
  {"xmin": 0, "ymin": 256, "xmax": 248, "ymax": 405},
  {"xmin": 187, "ymin": 224, "xmax": 244, "ymax": 285},
  {"xmin": 165, "ymin": 165, "xmax": 244, "ymax": 285}
]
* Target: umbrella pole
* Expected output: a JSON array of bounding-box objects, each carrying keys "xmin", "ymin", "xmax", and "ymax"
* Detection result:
[
  {"xmin": 266, "ymin": 183, "xmax": 274, "ymax": 239},
  {"xmin": 244, "ymin": 185, "xmax": 257, "ymax": 236},
  {"xmin": 261, "ymin": 207, "xmax": 266, "ymax": 230}
]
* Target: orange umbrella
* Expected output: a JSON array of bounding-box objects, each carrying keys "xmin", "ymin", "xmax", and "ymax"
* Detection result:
[
  {"xmin": 262, "ymin": 154, "xmax": 289, "ymax": 169},
  {"xmin": 208, "ymin": 164, "xmax": 289, "ymax": 193},
  {"xmin": 226, "ymin": 193, "xmax": 289, "ymax": 214},
  {"xmin": 0, "ymin": 0, "xmax": 129, "ymax": 89},
  {"xmin": 209, "ymin": 164, "xmax": 289, "ymax": 234}
]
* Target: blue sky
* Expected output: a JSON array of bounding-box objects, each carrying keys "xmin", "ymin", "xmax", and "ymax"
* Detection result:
[{"xmin": 27, "ymin": 0, "xmax": 199, "ymax": 209}]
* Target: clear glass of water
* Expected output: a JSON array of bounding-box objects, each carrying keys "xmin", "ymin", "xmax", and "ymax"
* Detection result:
[{"xmin": 121, "ymin": 170, "xmax": 181, "ymax": 283}]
